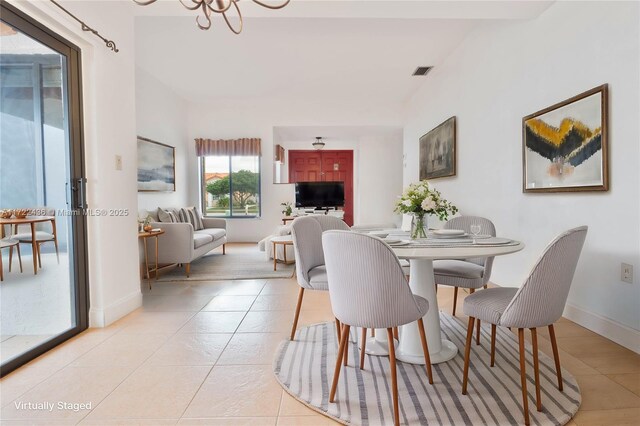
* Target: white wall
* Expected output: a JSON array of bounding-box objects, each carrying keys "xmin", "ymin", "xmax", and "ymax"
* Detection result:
[
  {"xmin": 404, "ymin": 1, "xmax": 640, "ymax": 349},
  {"xmin": 186, "ymin": 101, "xmax": 405, "ymax": 242},
  {"xmin": 135, "ymin": 67, "xmax": 190, "ymax": 212},
  {"xmin": 358, "ymin": 135, "xmax": 404, "ymax": 226},
  {"xmin": 10, "ymin": 0, "xmax": 142, "ymax": 326}
]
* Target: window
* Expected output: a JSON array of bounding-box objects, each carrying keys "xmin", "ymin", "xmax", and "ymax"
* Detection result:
[{"xmin": 202, "ymin": 155, "xmax": 261, "ymax": 217}]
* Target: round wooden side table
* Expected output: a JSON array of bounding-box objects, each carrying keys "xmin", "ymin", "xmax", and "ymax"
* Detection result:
[
  {"xmin": 271, "ymin": 235, "xmax": 294, "ymax": 271},
  {"xmin": 138, "ymin": 229, "xmax": 165, "ymax": 289}
]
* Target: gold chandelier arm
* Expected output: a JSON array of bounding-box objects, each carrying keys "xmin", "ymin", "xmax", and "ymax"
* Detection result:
[
  {"xmin": 222, "ymin": 0, "xmax": 243, "ymax": 34},
  {"xmin": 179, "ymin": 0, "xmax": 204, "ymax": 11},
  {"xmin": 196, "ymin": 3, "xmax": 213, "ymax": 30},
  {"xmin": 206, "ymin": 0, "xmax": 233, "ymax": 14},
  {"xmin": 132, "ymin": 0, "xmax": 159, "ymax": 5},
  {"xmin": 252, "ymin": 0, "xmax": 290, "ymax": 10}
]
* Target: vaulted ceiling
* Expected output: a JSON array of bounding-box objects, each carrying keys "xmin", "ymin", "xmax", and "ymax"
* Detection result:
[{"xmin": 134, "ymin": 1, "xmax": 553, "ymax": 104}]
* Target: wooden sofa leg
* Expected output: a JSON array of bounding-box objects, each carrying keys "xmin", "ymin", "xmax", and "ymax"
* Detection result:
[
  {"xmin": 223, "ymin": 244, "xmax": 226, "ymax": 255},
  {"xmin": 185, "ymin": 263, "xmax": 191, "ymax": 278}
]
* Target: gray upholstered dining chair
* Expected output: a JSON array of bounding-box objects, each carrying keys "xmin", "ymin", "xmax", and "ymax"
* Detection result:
[
  {"xmin": 433, "ymin": 216, "xmax": 496, "ymax": 316},
  {"xmin": 13, "ymin": 207, "xmax": 59, "ymax": 267},
  {"xmin": 323, "ymin": 230, "xmax": 434, "ymax": 426},
  {"xmin": 289, "ymin": 215, "xmax": 350, "ymax": 341},
  {"xmin": 461, "ymin": 226, "xmax": 588, "ymax": 426}
]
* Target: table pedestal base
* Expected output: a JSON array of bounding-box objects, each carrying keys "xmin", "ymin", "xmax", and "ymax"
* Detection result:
[
  {"xmin": 364, "ymin": 331, "xmax": 398, "ymax": 356},
  {"xmin": 397, "ymin": 338, "xmax": 458, "ymax": 364},
  {"xmin": 396, "ymin": 258, "xmax": 458, "ymax": 364}
]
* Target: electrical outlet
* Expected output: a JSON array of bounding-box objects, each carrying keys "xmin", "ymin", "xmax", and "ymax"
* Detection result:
[
  {"xmin": 115, "ymin": 155, "xmax": 123, "ymax": 171},
  {"xmin": 621, "ymin": 263, "xmax": 633, "ymax": 284}
]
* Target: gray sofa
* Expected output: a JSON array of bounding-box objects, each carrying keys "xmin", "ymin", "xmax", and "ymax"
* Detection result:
[{"xmin": 141, "ymin": 208, "xmax": 227, "ymax": 277}]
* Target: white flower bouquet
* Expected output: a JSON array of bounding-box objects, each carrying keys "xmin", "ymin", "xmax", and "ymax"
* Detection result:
[{"xmin": 394, "ymin": 180, "xmax": 458, "ymax": 238}]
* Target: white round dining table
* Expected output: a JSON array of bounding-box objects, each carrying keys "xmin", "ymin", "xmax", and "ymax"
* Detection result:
[{"xmin": 365, "ymin": 240, "xmax": 524, "ymax": 365}]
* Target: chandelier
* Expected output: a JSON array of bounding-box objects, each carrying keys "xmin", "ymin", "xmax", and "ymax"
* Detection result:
[
  {"xmin": 132, "ymin": 0, "xmax": 290, "ymax": 34},
  {"xmin": 312, "ymin": 137, "xmax": 325, "ymax": 150}
]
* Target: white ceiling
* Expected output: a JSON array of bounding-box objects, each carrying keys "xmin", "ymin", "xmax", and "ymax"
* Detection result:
[
  {"xmin": 274, "ymin": 125, "xmax": 402, "ymax": 144},
  {"xmin": 134, "ymin": 1, "xmax": 553, "ymax": 104}
]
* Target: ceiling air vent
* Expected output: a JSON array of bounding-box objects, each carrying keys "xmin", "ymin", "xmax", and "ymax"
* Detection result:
[{"xmin": 412, "ymin": 66, "xmax": 433, "ymax": 76}]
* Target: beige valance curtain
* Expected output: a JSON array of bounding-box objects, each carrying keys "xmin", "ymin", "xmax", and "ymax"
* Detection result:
[{"xmin": 195, "ymin": 138, "xmax": 261, "ymax": 157}]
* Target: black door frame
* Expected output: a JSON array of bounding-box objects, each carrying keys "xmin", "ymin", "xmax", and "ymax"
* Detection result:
[{"xmin": 0, "ymin": 0, "xmax": 89, "ymax": 377}]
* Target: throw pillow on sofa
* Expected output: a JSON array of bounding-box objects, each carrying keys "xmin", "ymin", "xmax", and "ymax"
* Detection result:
[
  {"xmin": 179, "ymin": 207, "xmax": 204, "ymax": 231},
  {"xmin": 157, "ymin": 207, "xmax": 177, "ymax": 223}
]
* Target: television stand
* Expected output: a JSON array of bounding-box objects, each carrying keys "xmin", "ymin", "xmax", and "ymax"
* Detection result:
[
  {"xmin": 299, "ymin": 207, "xmax": 345, "ymax": 220},
  {"xmin": 314, "ymin": 207, "xmax": 334, "ymax": 214}
]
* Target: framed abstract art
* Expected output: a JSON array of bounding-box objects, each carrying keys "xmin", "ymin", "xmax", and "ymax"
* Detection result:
[
  {"xmin": 523, "ymin": 85, "xmax": 609, "ymax": 193},
  {"xmin": 419, "ymin": 116, "xmax": 456, "ymax": 180},
  {"xmin": 137, "ymin": 136, "xmax": 176, "ymax": 192}
]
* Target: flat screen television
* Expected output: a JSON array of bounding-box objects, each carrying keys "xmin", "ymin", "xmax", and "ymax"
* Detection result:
[{"xmin": 295, "ymin": 181, "xmax": 345, "ymax": 208}]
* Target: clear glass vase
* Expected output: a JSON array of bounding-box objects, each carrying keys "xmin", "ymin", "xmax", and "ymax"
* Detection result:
[{"xmin": 411, "ymin": 213, "xmax": 428, "ymax": 240}]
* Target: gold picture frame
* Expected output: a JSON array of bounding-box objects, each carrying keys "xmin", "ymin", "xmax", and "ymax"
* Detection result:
[
  {"xmin": 523, "ymin": 84, "xmax": 609, "ymax": 193},
  {"xmin": 419, "ymin": 116, "xmax": 457, "ymax": 180}
]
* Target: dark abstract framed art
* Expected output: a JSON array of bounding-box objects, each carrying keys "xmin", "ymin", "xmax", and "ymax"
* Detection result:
[{"xmin": 419, "ymin": 116, "xmax": 456, "ymax": 180}]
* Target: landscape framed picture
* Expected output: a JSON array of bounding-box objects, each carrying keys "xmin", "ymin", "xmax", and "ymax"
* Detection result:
[
  {"xmin": 137, "ymin": 136, "xmax": 176, "ymax": 192},
  {"xmin": 523, "ymin": 84, "xmax": 609, "ymax": 193},
  {"xmin": 419, "ymin": 116, "xmax": 456, "ymax": 180}
]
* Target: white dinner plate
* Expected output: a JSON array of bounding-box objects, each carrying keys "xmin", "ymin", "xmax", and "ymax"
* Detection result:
[
  {"xmin": 369, "ymin": 232, "xmax": 389, "ymax": 238},
  {"xmin": 433, "ymin": 229, "xmax": 465, "ymax": 236},
  {"xmin": 383, "ymin": 238, "xmax": 402, "ymax": 244},
  {"xmin": 389, "ymin": 241, "xmax": 411, "ymax": 247},
  {"xmin": 474, "ymin": 238, "xmax": 512, "ymax": 245},
  {"xmin": 431, "ymin": 232, "xmax": 469, "ymax": 239}
]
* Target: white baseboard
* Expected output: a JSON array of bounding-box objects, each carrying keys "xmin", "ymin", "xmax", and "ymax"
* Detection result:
[
  {"xmin": 563, "ymin": 303, "xmax": 640, "ymax": 354},
  {"xmin": 89, "ymin": 290, "xmax": 142, "ymax": 327}
]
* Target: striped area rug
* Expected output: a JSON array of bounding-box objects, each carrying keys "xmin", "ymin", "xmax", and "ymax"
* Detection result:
[{"xmin": 274, "ymin": 313, "xmax": 580, "ymax": 425}]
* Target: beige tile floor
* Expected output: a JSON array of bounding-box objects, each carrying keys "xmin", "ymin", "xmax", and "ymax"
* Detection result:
[{"xmin": 1, "ymin": 261, "xmax": 639, "ymax": 425}]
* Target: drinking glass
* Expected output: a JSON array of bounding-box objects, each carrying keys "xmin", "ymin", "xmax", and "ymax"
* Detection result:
[{"xmin": 470, "ymin": 224, "xmax": 482, "ymax": 244}]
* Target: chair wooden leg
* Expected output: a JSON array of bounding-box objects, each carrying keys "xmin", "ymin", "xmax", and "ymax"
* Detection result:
[
  {"xmin": 469, "ymin": 288, "xmax": 475, "ymax": 294},
  {"xmin": 483, "ymin": 284, "xmax": 488, "ymax": 289},
  {"xmin": 8, "ymin": 246, "xmax": 13, "ymax": 272},
  {"xmin": 360, "ymin": 328, "xmax": 367, "ymax": 369},
  {"xmin": 476, "ymin": 318, "xmax": 481, "ymax": 345},
  {"xmin": 335, "ymin": 318, "xmax": 342, "ymax": 342},
  {"xmin": 490, "ymin": 324, "xmax": 496, "ymax": 367},
  {"xmin": 290, "ymin": 287, "xmax": 305, "ymax": 340},
  {"xmin": 518, "ymin": 328, "xmax": 531, "ymax": 426},
  {"xmin": 462, "ymin": 316, "xmax": 475, "ymax": 395},
  {"xmin": 334, "ymin": 317, "xmax": 342, "ymax": 344},
  {"xmin": 393, "ymin": 326, "xmax": 399, "ymax": 340},
  {"xmin": 37, "ymin": 244, "xmax": 42, "ymax": 268},
  {"xmin": 329, "ymin": 324, "xmax": 350, "ymax": 403},
  {"xmin": 548, "ymin": 324, "xmax": 563, "ymax": 391},
  {"xmin": 16, "ymin": 244, "xmax": 23, "ymax": 273},
  {"xmin": 531, "ymin": 328, "xmax": 542, "ymax": 412},
  {"xmin": 185, "ymin": 263, "xmax": 191, "ymax": 278},
  {"xmin": 222, "ymin": 243, "xmax": 226, "ymax": 255},
  {"xmin": 371, "ymin": 328, "xmax": 375, "ymax": 337},
  {"xmin": 452, "ymin": 287, "xmax": 458, "ymax": 316},
  {"xmin": 54, "ymin": 238, "xmax": 60, "ymax": 264},
  {"xmin": 343, "ymin": 326, "xmax": 350, "ymax": 366},
  {"xmin": 417, "ymin": 318, "xmax": 433, "ymax": 384},
  {"xmin": 387, "ymin": 328, "xmax": 400, "ymax": 426}
]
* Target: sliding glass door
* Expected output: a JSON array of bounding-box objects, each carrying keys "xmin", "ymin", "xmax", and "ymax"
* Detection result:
[{"xmin": 0, "ymin": 2, "xmax": 88, "ymax": 376}]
